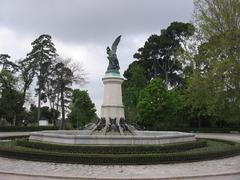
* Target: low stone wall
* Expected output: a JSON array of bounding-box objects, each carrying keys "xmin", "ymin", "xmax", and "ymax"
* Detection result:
[{"xmin": 29, "ymin": 130, "xmax": 195, "ymax": 145}]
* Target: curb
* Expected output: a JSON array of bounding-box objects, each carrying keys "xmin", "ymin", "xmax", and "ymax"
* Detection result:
[{"xmin": 0, "ymin": 170, "xmax": 240, "ymax": 180}]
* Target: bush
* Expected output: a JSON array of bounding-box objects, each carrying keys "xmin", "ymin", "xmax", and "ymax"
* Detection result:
[
  {"xmin": 0, "ymin": 126, "xmax": 58, "ymax": 132},
  {"xmin": 16, "ymin": 139, "xmax": 207, "ymax": 154},
  {"xmin": 0, "ymin": 139, "xmax": 239, "ymax": 165}
]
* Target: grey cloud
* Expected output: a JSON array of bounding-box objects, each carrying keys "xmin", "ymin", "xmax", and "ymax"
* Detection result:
[
  {"xmin": 0, "ymin": 0, "xmax": 193, "ymax": 44},
  {"xmin": 0, "ymin": 0, "xmax": 193, "ymax": 113}
]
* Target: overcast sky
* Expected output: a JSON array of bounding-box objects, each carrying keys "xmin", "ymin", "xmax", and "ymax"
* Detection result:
[{"xmin": 0, "ymin": 0, "xmax": 194, "ymax": 114}]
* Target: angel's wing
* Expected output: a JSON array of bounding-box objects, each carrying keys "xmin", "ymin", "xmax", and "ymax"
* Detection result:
[{"xmin": 111, "ymin": 35, "xmax": 121, "ymax": 53}]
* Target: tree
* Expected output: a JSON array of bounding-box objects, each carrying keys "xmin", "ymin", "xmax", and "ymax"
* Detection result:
[
  {"xmin": 45, "ymin": 56, "xmax": 86, "ymax": 129},
  {"xmin": 137, "ymin": 78, "xmax": 183, "ymax": 129},
  {"xmin": 17, "ymin": 58, "xmax": 36, "ymax": 113},
  {"xmin": 194, "ymin": 0, "xmax": 240, "ymax": 38},
  {"xmin": 26, "ymin": 34, "xmax": 57, "ymax": 124},
  {"xmin": 52, "ymin": 62, "xmax": 74, "ymax": 129},
  {"xmin": 186, "ymin": 31, "xmax": 240, "ymax": 126},
  {"xmin": 187, "ymin": 0, "xmax": 240, "ymax": 126},
  {"xmin": 133, "ymin": 22, "xmax": 195, "ymax": 88},
  {"xmin": 184, "ymin": 71, "xmax": 212, "ymax": 127},
  {"xmin": 0, "ymin": 54, "xmax": 24, "ymax": 125},
  {"xmin": 0, "ymin": 88, "xmax": 23, "ymax": 125},
  {"xmin": 122, "ymin": 63, "xmax": 146, "ymax": 123},
  {"xmin": 69, "ymin": 89, "xmax": 96, "ymax": 129},
  {"xmin": 0, "ymin": 54, "xmax": 19, "ymax": 89},
  {"xmin": 27, "ymin": 105, "xmax": 60, "ymax": 125},
  {"xmin": 0, "ymin": 64, "xmax": 23, "ymax": 125}
]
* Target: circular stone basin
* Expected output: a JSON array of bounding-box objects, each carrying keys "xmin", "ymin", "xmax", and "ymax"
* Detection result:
[{"xmin": 29, "ymin": 130, "xmax": 195, "ymax": 145}]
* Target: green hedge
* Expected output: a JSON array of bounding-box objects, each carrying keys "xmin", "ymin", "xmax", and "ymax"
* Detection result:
[
  {"xmin": 0, "ymin": 140, "xmax": 240, "ymax": 164},
  {"xmin": 0, "ymin": 126, "xmax": 58, "ymax": 132},
  {"xmin": 16, "ymin": 139, "xmax": 207, "ymax": 154},
  {"xmin": 158, "ymin": 127, "xmax": 240, "ymax": 133},
  {"xmin": 1, "ymin": 126, "xmax": 239, "ymax": 133}
]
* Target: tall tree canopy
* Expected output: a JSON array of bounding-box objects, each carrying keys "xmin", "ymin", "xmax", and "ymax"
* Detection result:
[
  {"xmin": 133, "ymin": 22, "xmax": 195, "ymax": 88},
  {"xmin": 52, "ymin": 62, "xmax": 74, "ymax": 129},
  {"xmin": 186, "ymin": 31, "xmax": 240, "ymax": 125},
  {"xmin": 26, "ymin": 34, "xmax": 57, "ymax": 124},
  {"xmin": 185, "ymin": 0, "xmax": 240, "ymax": 126},
  {"xmin": 0, "ymin": 54, "xmax": 23, "ymax": 125},
  {"xmin": 45, "ymin": 57, "xmax": 86, "ymax": 129},
  {"xmin": 194, "ymin": 0, "xmax": 240, "ymax": 38},
  {"xmin": 122, "ymin": 63, "xmax": 146, "ymax": 123},
  {"xmin": 0, "ymin": 54, "xmax": 19, "ymax": 89}
]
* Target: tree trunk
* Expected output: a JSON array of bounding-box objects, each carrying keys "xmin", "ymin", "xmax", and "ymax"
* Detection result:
[
  {"xmin": 37, "ymin": 89, "xmax": 41, "ymax": 126},
  {"xmin": 56, "ymin": 93, "xmax": 60, "ymax": 127},
  {"xmin": 13, "ymin": 115, "xmax": 16, "ymax": 126},
  {"xmin": 60, "ymin": 88, "xmax": 65, "ymax": 130},
  {"xmin": 198, "ymin": 119, "xmax": 201, "ymax": 128},
  {"xmin": 165, "ymin": 71, "xmax": 168, "ymax": 89},
  {"xmin": 37, "ymin": 53, "xmax": 43, "ymax": 127}
]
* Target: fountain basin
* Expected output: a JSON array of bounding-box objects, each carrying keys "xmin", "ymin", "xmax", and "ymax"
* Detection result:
[{"xmin": 29, "ymin": 130, "xmax": 195, "ymax": 145}]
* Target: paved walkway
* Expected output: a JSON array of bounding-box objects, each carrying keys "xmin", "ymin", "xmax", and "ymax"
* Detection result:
[
  {"xmin": 195, "ymin": 133, "xmax": 240, "ymax": 143},
  {"xmin": 0, "ymin": 132, "xmax": 239, "ymax": 180},
  {"xmin": 0, "ymin": 132, "xmax": 30, "ymax": 138}
]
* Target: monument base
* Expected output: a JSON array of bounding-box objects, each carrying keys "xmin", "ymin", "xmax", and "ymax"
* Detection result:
[{"xmin": 96, "ymin": 72, "xmax": 131, "ymax": 135}]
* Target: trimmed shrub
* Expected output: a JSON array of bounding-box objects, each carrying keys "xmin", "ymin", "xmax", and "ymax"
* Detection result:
[
  {"xmin": 0, "ymin": 140, "xmax": 239, "ymax": 164},
  {"xmin": 0, "ymin": 126, "xmax": 58, "ymax": 132},
  {"xmin": 158, "ymin": 127, "xmax": 240, "ymax": 133},
  {"xmin": 16, "ymin": 139, "xmax": 207, "ymax": 154}
]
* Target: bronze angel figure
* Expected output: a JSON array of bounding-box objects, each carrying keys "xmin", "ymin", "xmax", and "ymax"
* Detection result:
[{"xmin": 106, "ymin": 35, "xmax": 121, "ymax": 73}]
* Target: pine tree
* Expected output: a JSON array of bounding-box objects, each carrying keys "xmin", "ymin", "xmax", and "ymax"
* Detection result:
[
  {"xmin": 134, "ymin": 22, "xmax": 195, "ymax": 88},
  {"xmin": 26, "ymin": 34, "xmax": 57, "ymax": 125}
]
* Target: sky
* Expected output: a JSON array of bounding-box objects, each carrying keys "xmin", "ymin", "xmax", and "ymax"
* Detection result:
[{"xmin": 0, "ymin": 0, "xmax": 194, "ymax": 115}]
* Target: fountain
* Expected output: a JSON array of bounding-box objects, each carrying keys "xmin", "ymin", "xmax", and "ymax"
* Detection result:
[{"xmin": 30, "ymin": 36, "xmax": 195, "ymax": 145}]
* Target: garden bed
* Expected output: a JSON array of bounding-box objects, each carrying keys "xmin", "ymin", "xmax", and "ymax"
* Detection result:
[{"xmin": 0, "ymin": 138, "xmax": 239, "ymax": 165}]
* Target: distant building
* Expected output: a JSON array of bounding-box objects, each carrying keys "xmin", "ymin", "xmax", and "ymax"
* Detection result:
[{"xmin": 39, "ymin": 117, "xmax": 49, "ymax": 126}]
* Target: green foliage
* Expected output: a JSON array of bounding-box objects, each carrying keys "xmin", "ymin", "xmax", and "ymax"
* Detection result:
[
  {"xmin": 0, "ymin": 126, "xmax": 57, "ymax": 132},
  {"xmin": 26, "ymin": 34, "xmax": 57, "ymax": 123},
  {"xmin": 52, "ymin": 62, "xmax": 74, "ymax": 129},
  {"xmin": 1, "ymin": 37, "xmax": 85, "ymax": 128},
  {"xmin": 133, "ymin": 22, "xmax": 195, "ymax": 87},
  {"xmin": 185, "ymin": 31, "xmax": 240, "ymax": 126},
  {"xmin": 184, "ymin": 71, "xmax": 212, "ymax": 127},
  {"xmin": 137, "ymin": 78, "xmax": 183, "ymax": 129},
  {"xmin": 69, "ymin": 89, "xmax": 96, "ymax": 128},
  {"xmin": 147, "ymin": 127, "xmax": 240, "ymax": 133},
  {"xmin": 27, "ymin": 34, "xmax": 57, "ymax": 93},
  {"xmin": 0, "ymin": 54, "xmax": 36, "ymax": 126},
  {"xmin": 121, "ymin": 22, "xmax": 196, "ymax": 128},
  {"xmin": 17, "ymin": 57, "xmax": 36, "ymax": 113},
  {"xmin": 0, "ymin": 139, "xmax": 239, "ymax": 165},
  {"xmin": 194, "ymin": 0, "xmax": 240, "ymax": 38},
  {"xmin": 0, "ymin": 88, "xmax": 23, "ymax": 125},
  {"xmin": 0, "ymin": 56, "xmax": 24, "ymax": 125},
  {"xmin": 27, "ymin": 105, "xmax": 60, "ymax": 125},
  {"xmin": 181, "ymin": 1, "xmax": 240, "ymax": 127},
  {"xmin": 122, "ymin": 63, "xmax": 146, "ymax": 123}
]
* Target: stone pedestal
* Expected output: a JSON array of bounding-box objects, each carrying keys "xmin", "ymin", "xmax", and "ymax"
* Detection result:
[{"xmin": 100, "ymin": 72, "xmax": 125, "ymax": 134}]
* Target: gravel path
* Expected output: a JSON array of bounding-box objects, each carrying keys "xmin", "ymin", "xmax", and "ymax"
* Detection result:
[{"xmin": 0, "ymin": 132, "xmax": 239, "ymax": 180}]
